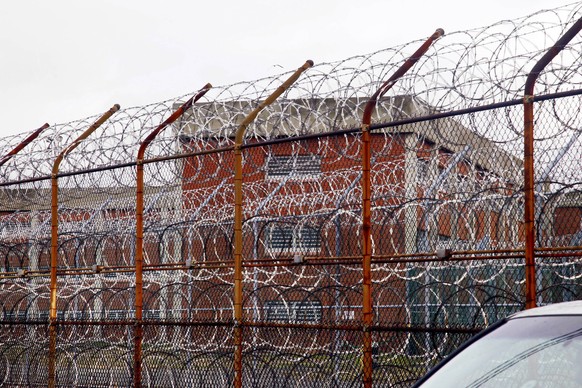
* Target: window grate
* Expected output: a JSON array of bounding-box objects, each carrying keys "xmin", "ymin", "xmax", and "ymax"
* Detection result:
[
  {"xmin": 264, "ymin": 300, "xmax": 322, "ymax": 323},
  {"xmin": 266, "ymin": 155, "xmax": 322, "ymax": 179},
  {"xmin": 267, "ymin": 225, "xmax": 321, "ymax": 253}
]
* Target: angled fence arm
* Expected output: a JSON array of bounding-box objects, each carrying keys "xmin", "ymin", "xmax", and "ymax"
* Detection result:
[
  {"xmin": 523, "ymin": 17, "xmax": 582, "ymax": 309},
  {"xmin": 360, "ymin": 28, "xmax": 443, "ymax": 388},
  {"xmin": 0, "ymin": 123, "xmax": 50, "ymax": 168}
]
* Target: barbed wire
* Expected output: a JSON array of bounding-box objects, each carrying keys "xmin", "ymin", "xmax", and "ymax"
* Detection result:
[
  {"xmin": 0, "ymin": 2, "xmax": 580, "ymax": 180},
  {"xmin": 0, "ymin": 3, "xmax": 582, "ymax": 387}
]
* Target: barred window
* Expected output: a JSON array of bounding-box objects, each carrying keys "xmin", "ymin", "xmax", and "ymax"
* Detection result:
[
  {"xmin": 264, "ymin": 300, "xmax": 322, "ymax": 323},
  {"xmin": 266, "ymin": 155, "xmax": 322, "ymax": 179},
  {"xmin": 266, "ymin": 225, "xmax": 321, "ymax": 253}
]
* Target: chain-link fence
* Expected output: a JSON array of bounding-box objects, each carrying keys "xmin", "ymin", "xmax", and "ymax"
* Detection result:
[{"xmin": 1, "ymin": 3, "xmax": 582, "ymax": 387}]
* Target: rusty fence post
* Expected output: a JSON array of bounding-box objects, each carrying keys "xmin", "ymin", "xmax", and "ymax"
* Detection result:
[
  {"xmin": 0, "ymin": 123, "xmax": 50, "ymax": 168},
  {"xmin": 134, "ymin": 84, "xmax": 211, "ymax": 388},
  {"xmin": 523, "ymin": 17, "xmax": 582, "ymax": 309},
  {"xmin": 233, "ymin": 60, "xmax": 313, "ymax": 388},
  {"xmin": 48, "ymin": 104, "xmax": 120, "ymax": 388},
  {"xmin": 360, "ymin": 29, "xmax": 443, "ymax": 387}
]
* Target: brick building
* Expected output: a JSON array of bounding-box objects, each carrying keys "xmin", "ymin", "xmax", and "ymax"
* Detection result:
[{"xmin": 0, "ymin": 95, "xmax": 575, "ymax": 327}]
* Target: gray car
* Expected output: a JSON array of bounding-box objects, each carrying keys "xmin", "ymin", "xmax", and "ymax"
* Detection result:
[{"xmin": 413, "ymin": 300, "xmax": 582, "ymax": 387}]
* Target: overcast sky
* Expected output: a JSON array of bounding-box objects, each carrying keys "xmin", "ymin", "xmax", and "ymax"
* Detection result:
[{"xmin": 0, "ymin": 0, "xmax": 572, "ymax": 139}]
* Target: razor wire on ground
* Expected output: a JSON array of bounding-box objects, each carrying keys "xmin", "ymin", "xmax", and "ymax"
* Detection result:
[{"xmin": 0, "ymin": 2, "xmax": 582, "ymax": 387}]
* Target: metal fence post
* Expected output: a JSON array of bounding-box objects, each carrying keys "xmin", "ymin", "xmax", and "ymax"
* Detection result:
[
  {"xmin": 360, "ymin": 29, "xmax": 443, "ymax": 387},
  {"xmin": 48, "ymin": 104, "xmax": 120, "ymax": 388},
  {"xmin": 134, "ymin": 84, "xmax": 211, "ymax": 388},
  {"xmin": 233, "ymin": 60, "xmax": 313, "ymax": 388},
  {"xmin": 523, "ymin": 17, "xmax": 582, "ymax": 309}
]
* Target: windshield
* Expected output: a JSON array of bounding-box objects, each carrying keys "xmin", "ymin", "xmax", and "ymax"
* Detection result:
[{"xmin": 418, "ymin": 315, "xmax": 582, "ymax": 388}]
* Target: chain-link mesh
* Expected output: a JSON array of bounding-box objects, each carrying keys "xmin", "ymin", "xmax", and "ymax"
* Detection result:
[{"xmin": 1, "ymin": 3, "xmax": 582, "ymax": 387}]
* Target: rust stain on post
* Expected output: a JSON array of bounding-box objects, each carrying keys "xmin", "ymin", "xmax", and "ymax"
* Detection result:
[
  {"xmin": 523, "ymin": 17, "xmax": 582, "ymax": 309},
  {"xmin": 233, "ymin": 60, "xmax": 313, "ymax": 388},
  {"xmin": 133, "ymin": 84, "xmax": 211, "ymax": 388},
  {"xmin": 360, "ymin": 29, "xmax": 443, "ymax": 388},
  {"xmin": 48, "ymin": 104, "xmax": 120, "ymax": 388}
]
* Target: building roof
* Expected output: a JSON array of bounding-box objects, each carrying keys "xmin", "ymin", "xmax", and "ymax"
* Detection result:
[
  {"xmin": 178, "ymin": 95, "xmax": 521, "ymax": 181},
  {"xmin": 0, "ymin": 185, "xmax": 175, "ymax": 212}
]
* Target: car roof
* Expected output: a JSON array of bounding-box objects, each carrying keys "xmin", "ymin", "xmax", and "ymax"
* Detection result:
[{"xmin": 510, "ymin": 300, "xmax": 582, "ymax": 318}]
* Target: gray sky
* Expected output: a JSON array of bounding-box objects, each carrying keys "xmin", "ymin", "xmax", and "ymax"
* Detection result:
[{"xmin": 0, "ymin": 0, "xmax": 571, "ymax": 138}]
